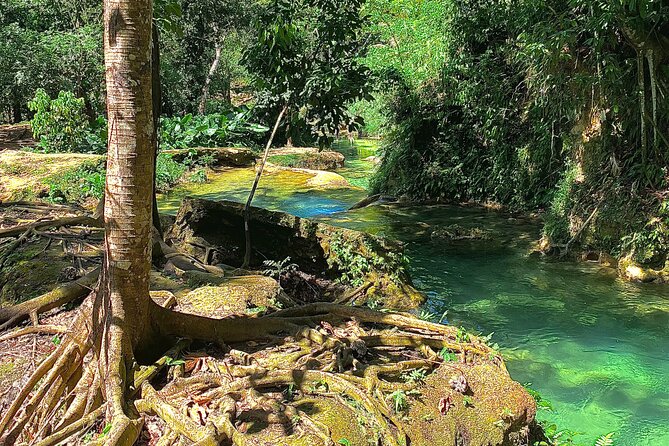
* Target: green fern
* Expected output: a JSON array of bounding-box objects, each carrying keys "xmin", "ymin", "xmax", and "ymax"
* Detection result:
[{"xmin": 594, "ymin": 433, "xmax": 614, "ymax": 446}]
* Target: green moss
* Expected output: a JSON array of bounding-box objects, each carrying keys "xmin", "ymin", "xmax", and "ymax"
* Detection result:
[
  {"xmin": 403, "ymin": 363, "xmax": 536, "ymax": 446},
  {"xmin": 177, "ymin": 275, "xmax": 281, "ymax": 318},
  {"xmin": 0, "ymin": 240, "xmax": 71, "ymax": 306},
  {"xmin": 268, "ymin": 154, "xmax": 302, "ymax": 166}
]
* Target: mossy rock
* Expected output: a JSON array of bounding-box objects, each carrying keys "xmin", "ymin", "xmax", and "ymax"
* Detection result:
[
  {"xmin": 618, "ymin": 256, "xmax": 669, "ymax": 283},
  {"xmin": 168, "ymin": 198, "xmax": 425, "ymax": 309},
  {"xmin": 268, "ymin": 148, "xmax": 345, "ymax": 171},
  {"xmin": 161, "ymin": 147, "xmax": 255, "ymax": 167},
  {"xmin": 0, "ymin": 239, "xmax": 73, "ymax": 306},
  {"xmin": 304, "ymin": 170, "xmax": 351, "ymax": 189},
  {"xmin": 240, "ymin": 396, "xmax": 371, "ymax": 446},
  {"xmin": 177, "ymin": 275, "xmax": 282, "ymax": 318},
  {"xmin": 357, "ymin": 272, "xmax": 425, "ymax": 310},
  {"xmin": 403, "ymin": 363, "xmax": 537, "ymax": 446}
]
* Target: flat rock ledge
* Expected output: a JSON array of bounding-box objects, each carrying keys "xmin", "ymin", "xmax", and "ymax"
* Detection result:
[{"xmin": 162, "ymin": 146, "xmax": 256, "ymax": 167}]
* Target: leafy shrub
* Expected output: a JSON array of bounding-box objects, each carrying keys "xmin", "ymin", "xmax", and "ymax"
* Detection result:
[
  {"xmin": 45, "ymin": 161, "xmax": 105, "ymax": 203},
  {"xmin": 542, "ymin": 163, "xmax": 580, "ymax": 244},
  {"xmin": 181, "ymin": 149, "xmax": 216, "ymax": 169},
  {"xmin": 188, "ymin": 169, "xmax": 208, "ymax": 184},
  {"xmin": 29, "ymin": 89, "xmax": 88, "ymax": 153},
  {"xmin": 155, "ymin": 153, "xmax": 187, "ymax": 191},
  {"xmin": 620, "ymin": 200, "xmax": 669, "ymax": 264},
  {"xmin": 28, "ymin": 90, "xmax": 105, "ymax": 153},
  {"xmin": 159, "ymin": 109, "xmax": 267, "ymax": 151},
  {"xmin": 328, "ymin": 233, "xmax": 408, "ymax": 286}
]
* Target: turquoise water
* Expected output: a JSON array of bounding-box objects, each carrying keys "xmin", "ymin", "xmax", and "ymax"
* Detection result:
[
  {"xmin": 159, "ymin": 140, "xmax": 669, "ymax": 446},
  {"xmin": 327, "ymin": 205, "xmax": 669, "ymax": 446}
]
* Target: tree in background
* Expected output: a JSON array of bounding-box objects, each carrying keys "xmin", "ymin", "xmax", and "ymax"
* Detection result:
[
  {"xmin": 243, "ymin": 0, "xmax": 373, "ymax": 147},
  {"xmin": 0, "ymin": 0, "xmax": 103, "ymax": 123},
  {"xmin": 159, "ymin": 0, "xmax": 258, "ymax": 115}
]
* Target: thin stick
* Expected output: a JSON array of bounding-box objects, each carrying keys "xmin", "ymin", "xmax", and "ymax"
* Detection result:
[{"xmin": 242, "ymin": 105, "xmax": 287, "ymax": 268}]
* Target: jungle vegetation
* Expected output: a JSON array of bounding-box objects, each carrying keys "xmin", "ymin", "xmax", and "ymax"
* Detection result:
[
  {"xmin": 0, "ymin": 1, "xmax": 666, "ymax": 445},
  {"xmin": 362, "ymin": 0, "xmax": 669, "ymax": 267}
]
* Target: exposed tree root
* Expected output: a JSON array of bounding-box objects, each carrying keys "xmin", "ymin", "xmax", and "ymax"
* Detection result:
[
  {"xmin": 0, "ymin": 215, "xmax": 101, "ymax": 239},
  {"xmin": 0, "ymin": 324, "xmax": 67, "ymax": 342},
  {"xmin": 0, "ymin": 282, "xmax": 500, "ymax": 445},
  {"xmin": 0, "ymin": 268, "xmax": 99, "ymax": 330}
]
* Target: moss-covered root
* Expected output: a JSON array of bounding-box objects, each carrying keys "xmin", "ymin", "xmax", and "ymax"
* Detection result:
[
  {"xmin": 1, "ymin": 296, "xmax": 500, "ymax": 445},
  {"xmin": 0, "ymin": 267, "xmax": 99, "ymax": 330}
]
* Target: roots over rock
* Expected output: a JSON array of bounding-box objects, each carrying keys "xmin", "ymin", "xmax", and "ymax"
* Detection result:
[{"xmin": 0, "ymin": 280, "xmax": 525, "ymax": 446}]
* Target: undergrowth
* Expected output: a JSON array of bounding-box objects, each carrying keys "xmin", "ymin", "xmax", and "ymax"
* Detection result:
[
  {"xmin": 45, "ymin": 160, "xmax": 105, "ymax": 203},
  {"xmin": 327, "ymin": 233, "xmax": 408, "ymax": 286}
]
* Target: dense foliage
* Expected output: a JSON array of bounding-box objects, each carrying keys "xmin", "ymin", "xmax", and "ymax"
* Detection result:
[
  {"xmin": 369, "ymin": 0, "xmax": 669, "ymax": 263},
  {"xmin": 0, "ymin": 0, "xmax": 103, "ymax": 122},
  {"xmin": 159, "ymin": 110, "xmax": 268, "ymax": 151},
  {"xmin": 2, "ymin": 0, "xmax": 667, "ymax": 264},
  {"xmin": 243, "ymin": 0, "xmax": 373, "ymax": 147}
]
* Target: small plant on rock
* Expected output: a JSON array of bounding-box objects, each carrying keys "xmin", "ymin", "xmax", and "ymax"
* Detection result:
[
  {"xmin": 401, "ymin": 368, "xmax": 428, "ymax": 384},
  {"xmin": 389, "ymin": 390, "xmax": 409, "ymax": 413}
]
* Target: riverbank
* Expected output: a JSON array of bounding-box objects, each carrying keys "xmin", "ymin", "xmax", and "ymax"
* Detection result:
[
  {"xmin": 0, "ymin": 199, "xmax": 543, "ymax": 446},
  {"xmin": 154, "ymin": 139, "xmax": 669, "ymax": 445}
]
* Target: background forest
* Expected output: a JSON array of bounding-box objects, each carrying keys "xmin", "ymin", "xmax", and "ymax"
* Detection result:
[{"xmin": 1, "ymin": 0, "xmax": 668, "ymax": 268}]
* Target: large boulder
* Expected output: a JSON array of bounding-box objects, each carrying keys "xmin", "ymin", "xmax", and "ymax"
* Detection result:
[
  {"xmin": 177, "ymin": 274, "xmax": 284, "ymax": 318},
  {"xmin": 403, "ymin": 363, "xmax": 538, "ymax": 446},
  {"xmin": 167, "ymin": 198, "xmax": 425, "ymax": 309}
]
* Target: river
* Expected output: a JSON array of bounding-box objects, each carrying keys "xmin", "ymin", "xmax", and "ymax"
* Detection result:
[{"xmin": 159, "ymin": 140, "xmax": 669, "ymax": 446}]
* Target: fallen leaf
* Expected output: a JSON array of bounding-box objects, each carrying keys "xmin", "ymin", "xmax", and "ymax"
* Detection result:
[{"xmin": 438, "ymin": 396, "xmax": 453, "ymax": 415}]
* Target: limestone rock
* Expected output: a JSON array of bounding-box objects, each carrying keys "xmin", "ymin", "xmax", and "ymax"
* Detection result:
[
  {"xmin": 268, "ymin": 147, "xmax": 346, "ymax": 170},
  {"xmin": 177, "ymin": 275, "xmax": 282, "ymax": 318},
  {"xmin": 619, "ymin": 256, "xmax": 669, "ymax": 283},
  {"xmin": 404, "ymin": 363, "xmax": 538, "ymax": 446}
]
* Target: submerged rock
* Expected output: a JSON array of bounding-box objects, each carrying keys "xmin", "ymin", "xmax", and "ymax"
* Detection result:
[
  {"xmin": 349, "ymin": 194, "xmax": 399, "ymax": 210},
  {"xmin": 167, "ymin": 198, "xmax": 425, "ymax": 309},
  {"xmin": 431, "ymin": 224, "xmax": 490, "ymax": 241}
]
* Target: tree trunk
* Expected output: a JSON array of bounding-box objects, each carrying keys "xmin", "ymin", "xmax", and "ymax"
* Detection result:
[
  {"xmin": 103, "ymin": 0, "xmax": 156, "ymax": 345},
  {"xmin": 637, "ymin": 50, "xmax": 647, "ymax": 165},
  {"xmin": 152, "ymin": 24, "xmax": 163, "ymax": 235},
  {"xmin": 11, "ymin": 95, "xmax": 22, "ymax": 123},
  {"xmin": 242, "ymin": 105, "xmax": 287, "ymax": 268},
  {"xmin": 101, "ymin": 0, "xmax": 157, "ymax": 440},
  {"xmin": 198, "ymin": 41, "xmax": 223, "ymax": 115},
  {"xmin": 646, "ymin": 49, "xmax": 658, "ymax": 155}
]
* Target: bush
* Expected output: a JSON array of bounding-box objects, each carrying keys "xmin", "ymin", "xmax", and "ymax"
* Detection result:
[
  {"xmin": 28, "ymin": 90, "xmax": 105, "ymax": 153},
  {"xmin": 159, "ymin": 110, "xmax": 267, "ymax": 151},
  {"xmin": 45, "ymin": 161, "xmax": 105, "ymax": 203},
  {"xmin": 28, "ymin": 89, "xmax": 88, "ymax": 153},
  {"xmin": 155, "ymin": 153, "xmax": 187, "ymax": 191}
]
